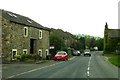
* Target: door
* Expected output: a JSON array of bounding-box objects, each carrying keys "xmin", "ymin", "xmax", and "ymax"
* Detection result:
[{"xmin": 30, "ymin": 39, "xmax": 37, "ymax": 54}]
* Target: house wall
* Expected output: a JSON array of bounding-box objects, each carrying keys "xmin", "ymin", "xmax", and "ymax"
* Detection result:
[
  {"xmin": 0, "ymin": 16, "xmax": 2, "ymax": 60},
  {"xmin": 2, "ymin": 18, "xmax": 49, "ymax": 62}
]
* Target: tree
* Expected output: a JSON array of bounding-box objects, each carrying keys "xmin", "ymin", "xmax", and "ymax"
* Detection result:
[
  {"xmin": 89, "ymin": 37, "xmax": 95, "ymax": 49},
  {"xmin": 50, "ymin": 31, "xmax": 65, "ymax": 56},
  {"xmin": 95, "ymin": 38, "xmax": 103, "ymax": 50},
  {"xmin": 104, "ymin": 22, "xmax": 109, "ymax": 52},
  {"xmin": 79, "ymin": 37, "xmax": 85, "ymax": 50},
  {"xmin": 50, "ymin": 32, "xmax": 65, "ymax": 50}
]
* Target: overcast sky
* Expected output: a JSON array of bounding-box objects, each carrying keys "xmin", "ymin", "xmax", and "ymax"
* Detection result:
[{"xmin": 0, "ymin": 0, "xmax": 119, "ymax": 37}]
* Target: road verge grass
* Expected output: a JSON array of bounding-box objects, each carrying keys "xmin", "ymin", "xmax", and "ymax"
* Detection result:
[{"xmin": 102, "ymin": 53, "xmax": 120, "ymax": 68}]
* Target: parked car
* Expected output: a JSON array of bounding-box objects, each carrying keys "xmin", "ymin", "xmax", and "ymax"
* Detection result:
[
  {"xmin": 72, "ymin": 50, "xmax": 81, "ymax": 56},
  {"xmin": 53, "ymin": 51, "xmax": 68, "ymax": 61},
  {"xmin": 84, "ymin": 49, "xmax": 91, "ymax": 56}
]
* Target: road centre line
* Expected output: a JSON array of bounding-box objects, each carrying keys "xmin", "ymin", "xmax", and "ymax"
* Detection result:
[
  {"xmin": 86, "ymin": 56, "xmax": 92, "ymax": 77},
  {"xmin": 88, "ymin": 56, "xmax": 91, "ymax": 67},
  {"xmin": 8, "ymin": 62, "xmax": 62, "ymax": 78},
  {"xmin": 87, "ymin": 71, "xmax": 89, "ymax": 76},
  {"xmin": 87, "ymin": 67, "xmax": 90, "ymax": 71}
]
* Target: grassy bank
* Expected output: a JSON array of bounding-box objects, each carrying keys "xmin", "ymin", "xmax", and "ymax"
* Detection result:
[{"xmin": 103, "ymin": 53, "xmax": 120, "ymax": 68}]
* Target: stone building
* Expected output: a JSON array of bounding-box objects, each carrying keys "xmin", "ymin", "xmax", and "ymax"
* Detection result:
[
  {"xmin": 0, "ymin": 9, "xmax": 50, "ymax": 62},
  {"xmin": 104, "ymin": 23, "xmax": 120, "ymax": 52}
]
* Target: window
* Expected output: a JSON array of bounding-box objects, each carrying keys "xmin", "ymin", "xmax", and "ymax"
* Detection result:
[
  {"xmin": 23, "ymin": 49, "xmax": 27, "ymax": 54},
  {"xmin": 7, "ymin": 12, "xmax": 17, "ymax": 18},
  {"xmin": 7, "ymin": 12, "xmax": 13, "ymax": 16},
  {"xmin": 24, "ymin": 27, "xmax": 28, "ymax": 37},
  {"xmin": 27, "ymin": 20, "xmax": 32, "ymax": 23},
  {"xmin": 12, "ymin": 14, "xmax": 17, "ymax": 18},
  {"xmin": 39, "ymin": 30, "xmax": 42, "ymax": 39},
  {"xmin": 38, "ymin": 49, "xmax": 42, "ymax": 57},
  {"xmin": 45, "ymin": 49, "xmax": 49, "ymax": 56},
  {"xmin": 12, "ymin": 49, "xmax": 17, "ymax": 60}
]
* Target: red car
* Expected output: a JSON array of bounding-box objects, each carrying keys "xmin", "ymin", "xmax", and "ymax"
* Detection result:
[{"xmin": 53, "ymin": 51, "xmax": 68, "ymax": 61}]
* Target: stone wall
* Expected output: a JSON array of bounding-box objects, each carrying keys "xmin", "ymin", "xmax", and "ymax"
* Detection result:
[{"xmin": 2, "ymin": 18, "xmax": 50, "ymax": 62}]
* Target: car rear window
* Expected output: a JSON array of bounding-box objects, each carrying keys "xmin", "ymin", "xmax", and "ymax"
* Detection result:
[
  {"xmin": 57, "ymin": 52, "xmax": 66, "ymax": 55},
  {"xmin": 84, "ymin": 49, "xmax": 90, "ymax": 52}
]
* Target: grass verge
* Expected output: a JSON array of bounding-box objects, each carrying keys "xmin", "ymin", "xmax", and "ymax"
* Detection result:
[{"xmin": 103, "ymin": 53, "xmax": 120, "ymax": 68}]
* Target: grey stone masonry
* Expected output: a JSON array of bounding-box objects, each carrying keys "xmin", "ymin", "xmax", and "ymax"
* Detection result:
[{"xmin": 1, "ymin": 9, "xmax": 50, "ymax": 62}]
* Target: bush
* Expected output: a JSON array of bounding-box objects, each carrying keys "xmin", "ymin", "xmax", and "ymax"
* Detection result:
[
  {"xmin": 20, "ymin": 54, "xmax": 34, "ymax": 61},
  {"xmin": 20, "ymin": 54, "xmax": 27, "ymax": 61},
  {"xmin": 15, "ymin": 54, "xmax": 21, "ymax": 60},
  {"xmin": 26, "ymin": 54, "xmax": 33, "ymax": 59},
  {"xmin": 46, "ymin": 54, "xmax": 52, "ymax": 60},
  {"xmin": 32, "ymin": 54, "xmax": 37, "ymax": 59},
  {"xmin": 32, "ymin": 54, "xmax": 42, "ymax": 60},
  {"xmin": 14, "ymin": 54, "xmax": 43, "ymax": 61}
]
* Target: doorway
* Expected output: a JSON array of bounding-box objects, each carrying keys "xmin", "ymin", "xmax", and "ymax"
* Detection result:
[{"xmin": 30, "ymin": 39, "xmax": 36, "ymax": 54}]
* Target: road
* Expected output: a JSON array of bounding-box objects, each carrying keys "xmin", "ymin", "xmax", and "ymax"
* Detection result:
[{"xmin": 2, "ymin": 51, "xmax": 119, "ymax": 80}]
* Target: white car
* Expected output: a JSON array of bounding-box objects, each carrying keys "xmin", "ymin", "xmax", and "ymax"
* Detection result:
[
  {"xmin": 84, "ymin": 49, "xmax": 91, "ymax": 56},
  {"xmin": 72, "ymin": 50, "xmax": 81, "ymax": 56}
]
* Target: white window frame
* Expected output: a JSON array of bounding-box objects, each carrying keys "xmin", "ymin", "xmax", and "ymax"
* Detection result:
[
  {"xmin": 23, "ymin": 49, "xmax": 27, "ymax": 54},
  {"xmin": 38, "ymin": 49, "xmax": 42, "ymax": 57},
  {"xmin": 12, "ymin": 49, "xmax": 17, "ymax": 60},
  {"xmin": 45, "ymin": 49, "xmax": 49, "ymax": 56},
  {"xmin": 39, "ymin": 30, "xmax": 42, "ymax": 39},
  {"xmin": 24, "ymin": 27, "xmax": 28, "ymax": 37}
]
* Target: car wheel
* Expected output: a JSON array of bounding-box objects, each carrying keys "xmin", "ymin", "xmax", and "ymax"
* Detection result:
[{"xmin": 66, "ymin": 58, "xmax": 68, "ymax": 61}]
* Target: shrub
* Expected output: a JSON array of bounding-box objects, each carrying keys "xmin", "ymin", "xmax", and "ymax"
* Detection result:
[
  {"xmin": 20, "ymin": 54, "xmax": 27, "ymax": 61},
  {"xmin": 32, "ymin": 54, "xmax": 37, "ymax": 59},
  {"xmin": 46, "ymin": 54, "xmax": 52, "ymax": 60},
  {"xmin": 32, "ymin": 54, "xmax": 41, "ymax": 60},
  {"xmin": 15, "ymin": 54, "xmax": 21, "ymax": 60},
  {"xmin": 25, "ymin": 54, "xmax": 33, "ymax": 59}
]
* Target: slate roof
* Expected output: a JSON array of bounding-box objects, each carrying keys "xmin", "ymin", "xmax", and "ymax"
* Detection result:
[
  {"xmin": 1, "ymin": 9, "xmax": 50, "ymax": 31},
  {"xmin": 108, "ymin": 29, "xmax": 120, "ymax": 38}
]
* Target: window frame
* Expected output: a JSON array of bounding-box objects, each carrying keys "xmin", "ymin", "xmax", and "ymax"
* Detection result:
[
  {"xmin": 39, "ymin": 30, "xmax": 42, "ymax": 39},
  {"xmin": 38, "ymin": 49, "xmax": 42, "ymax": 57},
  {"xmin": 23, "ymin": 49, "xmax": 27, "ymax": 54},
  {"xmin": 24, "ymin": 27, "xmax": 28, "ymax": 37},
  {"xmin": 12, "ymin": 49, "xmax": 17, "ymax": 60}
]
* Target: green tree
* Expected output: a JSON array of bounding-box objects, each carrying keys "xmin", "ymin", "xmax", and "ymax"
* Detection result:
[
  {"xmin": 89, "ymin": 37, "xmax": 95, "ymax": 48},
  {"xmin": 104, "ymin": 22, "xmax": 109, "ymax": 52},
  {"xmin": 50, "ymin": 31, "xmax": 65, "ymax": 50},
  {"xmin": 49, "ymin": 30, "xmax": 65, "ymax": 56},
  {"xmin": 95, "ymin": 38, "xmax": 104, "ymax": 50}
]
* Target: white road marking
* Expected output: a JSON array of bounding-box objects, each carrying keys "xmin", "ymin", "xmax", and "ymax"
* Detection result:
[
  {"xmin": 88, "ymin": 56, "xmax": 91, "ymax": 67},
  {"xmin": 87, "ymin": 71, "xmax": 89, "ymax": 76},
  {"xmin": 86, "ymin": 56, "xmax": 92, "ymax": 77},
  {"xmin": 87, "ymin": 67, "xmax": 90, "ymax": 71},
  {"xmin": 8, "ymin": 62, "xmax": 63, "ymax": 78}
]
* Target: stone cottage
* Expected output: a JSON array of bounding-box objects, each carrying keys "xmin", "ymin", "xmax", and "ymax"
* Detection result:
[{"xmin": 0, "ymin": 9, "xmax": 50, "ymax": 62}]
